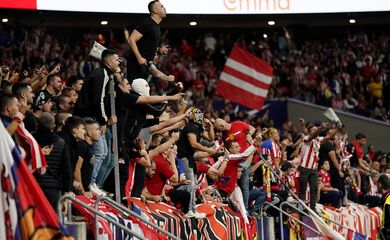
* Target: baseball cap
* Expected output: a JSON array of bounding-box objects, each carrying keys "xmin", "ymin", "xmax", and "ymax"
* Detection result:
[{"xmin": 33, "ymin": 91, "xmax": 51, "ymax": 109}]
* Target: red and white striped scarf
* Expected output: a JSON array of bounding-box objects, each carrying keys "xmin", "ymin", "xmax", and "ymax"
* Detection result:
[{"xmin": 14, "ymin": 112, "xmax": 47, "ymax": 174}]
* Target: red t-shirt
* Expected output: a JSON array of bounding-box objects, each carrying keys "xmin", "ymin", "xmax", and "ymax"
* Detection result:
[
  {"xmin": 196, "ymin": 162, "xmax": 211, "ymax": 174},
  {"xmin": 196, "ymin": 162, "xmax": 211, "ymax": 191},
  {"xmin": 318, "ymin": 169, "xmax": 331, "ymax": 188},
  {"xmin": 352, "ymin": 140, "xmax": 363, "ymax": 159},
  {"xmin": 145, "ymin": 155, "xmax": 174, "ymax": 195},
  {"xmin": 224, "ymin": 121, "xmax": 250, "ymax": 153},
  {"xmin": 214, "ymin": 160, "xmax": 240, "ymax": 195}
]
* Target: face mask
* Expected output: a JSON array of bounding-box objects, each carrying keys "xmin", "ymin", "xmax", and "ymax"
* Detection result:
[
  {"xmin": 191, "ymin": 108, "xmax": 203, "ymax": 125},
  {"xmin": 131, "ymin": 78, "xmax": 150, "ymax": 96}
]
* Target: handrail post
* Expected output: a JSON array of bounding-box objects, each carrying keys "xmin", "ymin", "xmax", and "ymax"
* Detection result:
[
  {"xmin": 260, "ymin": 206, "xmax": 265, "ymax": 240},
  {"xmin": 109, "ymin": 75, "xmax": 121, "ymax": 203},
  {"xmin": 279, "ymin": 206, "xmax": 284, "ymax": 240}
]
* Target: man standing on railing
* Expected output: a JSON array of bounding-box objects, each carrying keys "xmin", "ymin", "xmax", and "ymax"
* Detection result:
[
  {"xmin": 126, "ymin": 0, "xmax": 169, "ymax": 81},
  {"xmin": 378, "ymin": 173, "xmax": 390, "ymax": 239}
]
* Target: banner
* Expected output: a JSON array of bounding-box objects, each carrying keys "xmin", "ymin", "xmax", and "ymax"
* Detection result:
[
  {"xmin": 72, "ymin": 196, "xmax": 256, "ymax": 240},
  {"xmin": 71, "ymin": 196, "xmax": 383, "ymax": 240},
  {"xmin": 318, "ymin": 204, "xmax": 382, "ymax": 240}
]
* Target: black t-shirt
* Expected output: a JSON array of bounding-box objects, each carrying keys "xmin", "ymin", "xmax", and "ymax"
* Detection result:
[
  {"xmin": 127, "ymin": 18, "xmax": 161, "ymax": 80},
  {"xmin": 348, "ymin": 143, "xmax": 360, "ymax": 168},
  {"xmin": 116, "ymin": 88, "xmax": 140, "ymax": 145},
  {"xmin": 319, "ymin": 141, "xmax": 335, "ymax": 167},
  {"xmin": 77, "ymin": 140, "xmax": 94, "ymax": 191},
  {"xmin": 177, "ymin": 122, "xmax": 203, "ymax": 168},
  {"xmin": 23, "ymin": 110, "xmax": 37, "ymax": 133},
  {"xmin": 135, "ymin": 18, "xmax": 161, "ymax": 62},
  {"xmin": 250, "ymin": 164, "xmax": 264, "ymax": 189}
]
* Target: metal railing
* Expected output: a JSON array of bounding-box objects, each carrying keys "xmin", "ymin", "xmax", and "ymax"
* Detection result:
[
  {"xmin": 58, "ymin": 195, "xmax": 146, "ymax": 240},
  {"xmin": 94, "ymin": 196, "xmax": 180, "ymax": 240},
  {"xmin": 259, "ymin": 202, "xmax": 321, "ymax": 240}
]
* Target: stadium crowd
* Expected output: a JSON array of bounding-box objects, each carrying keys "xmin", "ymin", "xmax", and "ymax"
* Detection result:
[{"xmin": 0, "ymin": 0, "xmax": 390, "ymax": 237}]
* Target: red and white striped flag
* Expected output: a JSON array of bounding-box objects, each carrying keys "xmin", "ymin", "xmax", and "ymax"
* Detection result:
[{"xmin": 216, "ymin": 45, "xmax": 273, "ymax": 110}]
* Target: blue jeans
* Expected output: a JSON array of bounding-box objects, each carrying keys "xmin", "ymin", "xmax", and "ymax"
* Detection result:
[
  {"xmin": 238, "ymin": 166, "xmax": 250, "ymax": 210},
  {"xmin": 91, "ymin": 130, "xmax": 108, "ymax": 185},
  {"xmin": 179, "ymin": 157, "xmax": 196, "ymax": 212},
  {"xmin": 96, "ymin": 128, "xmax": 114, "ymax": 187},
  {"xmin": 249, "ymin": 188, "xmax": 267, "ymax": 213}
]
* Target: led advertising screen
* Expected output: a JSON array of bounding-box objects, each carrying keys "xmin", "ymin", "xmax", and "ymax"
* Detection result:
[{"xmin": 1, "ymin": 0, "xmax": 390, "ymax": 14}]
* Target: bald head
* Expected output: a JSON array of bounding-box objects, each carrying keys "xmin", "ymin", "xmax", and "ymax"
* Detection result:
[{"xmin": 214, "ymin": 118, "xmax": 229, "ymax": 132}]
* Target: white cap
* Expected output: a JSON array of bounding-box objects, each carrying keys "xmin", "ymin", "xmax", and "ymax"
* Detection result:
[{"xmin": 131, "ymin": 78, "xmax": 150, "ymax": 96}]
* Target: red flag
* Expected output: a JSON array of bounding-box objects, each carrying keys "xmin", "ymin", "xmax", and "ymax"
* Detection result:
[
  {"xmin": 216, "ymin": 45, "xmax": 273, "ymax": 110},
  {"xmin": 0, "ymin": 121, "xmax": 73, "ymax": 240}
]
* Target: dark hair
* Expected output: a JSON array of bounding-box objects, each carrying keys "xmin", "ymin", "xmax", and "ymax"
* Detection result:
[
  {"xmin": 148, "ymin": 0, "xmax": 159, "ymax": 13},
  {"xmin": 68, "ymin": 76, "xmax": 84, "ymax": 87},
  {"xmin": 225, "ymin": 140, "xmax": 237, "ymax": 151},
  {"xmin": 1, "ymin": 80, "xmax": 13, "ymax": 91},
  {"xmin": 62, "ymin": 87, "xmax": 75, "ymax": 97},
  {"xmin": 306, "ymin": 122, "xmax": 316, "ymax": 132},
  {"xmin": 320, "ymin": 159, "xmax": 329, "ymax": 167},
  {"xmin": 281, "ymin": 161, "xmax": 292, "ymax": 171},
  {"xmin": 12, "ymin": 82, "xmax": 30, "ymax": 99},
  {"xmin": 0, "ymin": 94, "xmax": 16, "ymax": 112},
  {"xmin": 378, "ymin": 174, "xmax": 390, "ymax": 191},
  {"xmin": 280, "ymin": 135, "xmax": 289, "ymax": 143},
  {"xmin": 160, "ymin": 135, "xmax": 171, "ymax": 145},
  {"xmin": 152, "ymin": 133, "xmax": 163, "ymax": 141},
  {"xmin": 355, "ymin": 132, "xmax": 366, "ymax": 140},
  {"xmin": 46, "ymin": 74, "xmax": 58, "ymax": 85},
  {"xmin": 57, "ymin": 94, "xmax": 71, "ymax": 110},
  {"xmin": 101, "ymin": 49, "xmax": 118, "ymax": 63},
  {"xmin": 63, "ymin": 116, "xmax": 85, "ymax": 132},
  {"xmin": 85, "ymin": 118, "xmax": 98, "ymax": 125}
]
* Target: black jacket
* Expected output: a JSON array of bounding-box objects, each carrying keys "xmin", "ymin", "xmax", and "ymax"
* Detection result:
[
  {"xmin": 33, "ymin": 127, "xmax": 72, "ymax": 192},
  {"xmin": 57, "ymin": 130, "xmax": 78, "ymax": 180},
  {"xmin": 74, "ymin": 65, "xmax": 114, "ymax": 125}
]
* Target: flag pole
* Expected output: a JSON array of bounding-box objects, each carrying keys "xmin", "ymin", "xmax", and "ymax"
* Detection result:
[{"xmin": 109, "ymin": 75, "xmax": 121, "ymax": 203}]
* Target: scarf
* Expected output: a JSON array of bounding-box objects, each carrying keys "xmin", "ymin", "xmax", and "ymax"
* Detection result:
[
  {"xmin": 262, "ymin": 164, "xmax": 272, "ymax": 202},
  {"xmin": 14, "ymin": 112, "xmax": 47, "ymax": 174}
]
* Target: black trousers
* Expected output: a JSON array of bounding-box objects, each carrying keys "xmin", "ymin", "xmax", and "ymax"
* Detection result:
[
  {"xmin": 298, "ymin": 166, "xmax": 318, "ymax": 210},
  {"xmin": 42, "ymin": 188, "xmax": 61, "ymax": 212}
]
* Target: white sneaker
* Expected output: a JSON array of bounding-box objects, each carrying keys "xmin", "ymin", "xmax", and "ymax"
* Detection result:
[
  {"xmin": 89, "ymin": 184, "xmax": 107, "ymax": 197},
  {"xmin": 185, "ymin": 211, "xmax": 206, "ymax": 219}
]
